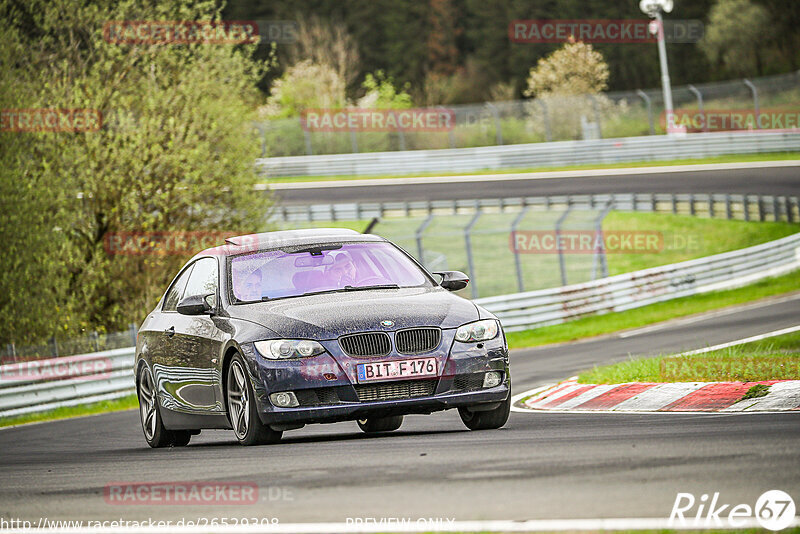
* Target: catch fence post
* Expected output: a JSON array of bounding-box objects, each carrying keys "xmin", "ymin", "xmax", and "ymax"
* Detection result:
[
  {"xmin": 555, "ymin": 206, "xmax": 573, "ymax": 287},
  {"xmin": 415, "ymin": 213, "xmax": 435, "ymax": 267},
  {"xmin": 511, "ymin": 206, "xmax": 531, "ymax": 293},
  {"xmin": 636, "ymin": 90, "xmax": 655, "ymax": 135},
  {"xmin": 464, "ymin": 210, "xmax": 482, "ymax": 299},
  {"xmin": 743, "ymin": 79, "xmax": 760, "ymax": 128}
]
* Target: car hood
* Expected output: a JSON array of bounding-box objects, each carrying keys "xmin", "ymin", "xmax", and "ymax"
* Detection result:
[{"xmin": 226, "ymin": 286, "xmax": 479, "ymax": 339}]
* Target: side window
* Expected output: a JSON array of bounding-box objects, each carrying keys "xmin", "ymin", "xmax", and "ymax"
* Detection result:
[
  {"xmin": 183, "ymin": 257, "xmax": 218, "ymax": 307},
  {"xmin": 162, "ymin": 264, "xmax": 194, "ymax": 312}
]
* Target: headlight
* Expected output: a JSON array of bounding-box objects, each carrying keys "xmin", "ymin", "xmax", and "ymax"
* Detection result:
[
  {"xmin": 254, "ymin": 340, "xmax": 325, "ymax": 360},
  {"xmin": 455, "ymin": 319, "xmax": 499, "ymax": 343}
]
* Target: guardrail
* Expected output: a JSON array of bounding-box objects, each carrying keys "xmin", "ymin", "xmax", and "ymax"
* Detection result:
[
  {"xmin": 475, "ymin": 232, "xmax": 800, "ymax": 331},
  {"xmin": 258, "ymin": 131, "xmax": 800, "ymax": 178},
  {"xmin": 271, "ymin": 192, "xmax": 800, "ymax": 223},
  {"xmin": 0, "ymin": 347, "xmax": 135, "ymax": 419},
  {"xmin": 2, "ymin": 232, "xmax": 798, "ymax": 418}
]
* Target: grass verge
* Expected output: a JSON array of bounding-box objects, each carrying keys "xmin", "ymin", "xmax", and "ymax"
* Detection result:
[
  {"xmin": 577, "ymin": 331, "xmax": 800, "ymax": 384},
  {"xmin": 299, "ymin": 213, "xmax": 799, "ymax": 298},
  {"xmin": 0, "ymin": 393, "xmax": 138, "ymax": 429},
  {"xmin": 506, "ymin": 269, "xmax": 800, "ymax": 350},
  {"xmin": 264, "ymin": 152, "xmax": 800, "ymax": 183}
]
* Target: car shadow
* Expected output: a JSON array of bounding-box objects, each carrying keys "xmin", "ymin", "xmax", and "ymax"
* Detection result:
[{"xmin": 182, "ymin": 427, "xmax": 468, "ymax": 449}]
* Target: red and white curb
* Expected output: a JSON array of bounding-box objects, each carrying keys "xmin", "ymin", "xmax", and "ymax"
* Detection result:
[
  {"xmin": 513, "ymin": 377, "xmax": 800, "ymax": 413},
  {"xmin": 512, "ymin": 325, "xmax": 800, "ymax": 414}
]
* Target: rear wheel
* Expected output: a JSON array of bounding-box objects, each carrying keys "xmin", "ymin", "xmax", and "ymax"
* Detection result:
[
  {"xmin": 357, "ymin": 415, "xmax": 404, "ymax": 433},
  {"xmin": 138, "ymin": 365, "xmax": 187, "ymax": 448},
  {"xmin": 226, "ymin": 355, "xmax": 282, "ymax": 446},
  {"xmin": 458, "ymin": 395, "xmax": 511, "ymax": 430}
]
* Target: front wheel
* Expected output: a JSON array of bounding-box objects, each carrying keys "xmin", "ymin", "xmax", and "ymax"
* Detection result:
[
  {"xmin": 458, "ymin": 395, "xmax": 511, "ymax": 430},
  {"xmin": 357, "ymin": 415, "xmax": 404, "ymax": 433},
  {"xmin": 226, "ymin": 355, "xmax": 282, "ymax": 446}
]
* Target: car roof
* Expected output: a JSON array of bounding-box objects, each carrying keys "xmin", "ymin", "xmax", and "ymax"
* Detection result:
[{"xmin": 193, "ymin": 228, "xmax": 387, "ymax": 260}]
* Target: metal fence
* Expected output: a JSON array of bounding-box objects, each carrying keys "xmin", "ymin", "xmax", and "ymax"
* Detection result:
[
  {"xmin": 257, "ymin": 71, "xmax": 800, "ymax": 158},
  {"xmin": 2, "ymin": 230, "xmax": 798, "ymax": 418},
  {"xmin": 475, "ymin": 231, "xmax": 800, "ymax": 332},
  {"xmin": 258, "ymin": 131, "xmax": 800, "ymax": 178},
  {"xmin": 275, "ymin": 192, "xmax": 799, "ymax": 299},
  {"xmin": 0, "ymin": 347, "xmax": 135, "ymax": 418},
  {"xmin": 3, "ymin": 325, "xmax": 137, "ymax": 364}
]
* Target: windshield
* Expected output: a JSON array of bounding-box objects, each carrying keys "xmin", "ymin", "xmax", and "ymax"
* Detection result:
[{"xmin": 229, "ymin": 242, "xmax": 431, "ymax": 302}]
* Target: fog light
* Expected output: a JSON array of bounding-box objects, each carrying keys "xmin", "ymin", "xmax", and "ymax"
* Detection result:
[
  {"xmin": 269, "ymin": 391, "xmax": 299, "ymax": 408},
  {"xmin": 483, "ymin": 371, "xmax": 502, "ymax": 388}
]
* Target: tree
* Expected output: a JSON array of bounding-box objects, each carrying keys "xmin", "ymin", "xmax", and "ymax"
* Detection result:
[
  {"xmin": 523, "ymin": 40, "xmax": 609, "ymax": 98},
  {"xmin": 288, "ymin": 14, "xmax": 361, "ymax": 93},
  {"xmin": 0, "ymin": 0, "xmax": 272, "ymax": 345},
  {"xmin": 701, "ymin": 0, "xmax": 771, "ymax": 76},
  {"xmin": 262, "ymin": 60, "xmax": 347, "ymax": 118},
  {"xmin": 522, "ymin": 40, "xmax": 618, "ymax": 141},
  {"xmin": 357, "ymin": 71, "xmax": 413, "ymax": 109}
]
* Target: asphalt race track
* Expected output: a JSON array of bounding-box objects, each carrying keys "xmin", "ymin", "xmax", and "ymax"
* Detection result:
[
  {"xmin": 1, "ymin": 294, "xmax": 798, "ymax": 524},
  {"xmin": 272, "ymin": 163, "xmax": 800, "ymax": 205}
]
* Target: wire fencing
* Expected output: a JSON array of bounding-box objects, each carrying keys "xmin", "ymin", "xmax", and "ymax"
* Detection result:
[
  {"xmin": 256, "ymin": 71, "xmax": 800, "ymax": 158},
  {"xmin": 274, "ymin": 192, "xmax": 800, "ymax": 299}
]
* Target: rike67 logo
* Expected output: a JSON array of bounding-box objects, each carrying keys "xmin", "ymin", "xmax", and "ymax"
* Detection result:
[{"xmin": 669, "ymin": 490, "xmax": 796, "ymax": 531}]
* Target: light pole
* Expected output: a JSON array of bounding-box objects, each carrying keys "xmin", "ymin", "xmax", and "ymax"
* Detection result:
[{"xmin": 640, "ymin": 0, "xmax": 675, "ymax": 132}]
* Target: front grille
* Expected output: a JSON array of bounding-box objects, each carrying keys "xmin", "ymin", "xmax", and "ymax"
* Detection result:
[
  {"xmin": 395, "ymin": 328, "xmax": 441, "ymax": 354},
  {"xmin": 294, "ymin": 387, "xmax": 342, "ymax": 407},
  {"xmin": 453, "ymin": 373, "xmax": 485, "ymax": 391},
  {"xmin": 339, "ymin": 332, "xmax": 391, "ymax": 358},
  {"xmin": 354, "ymin": 379, "xmax": 437, "ymax": 402}
]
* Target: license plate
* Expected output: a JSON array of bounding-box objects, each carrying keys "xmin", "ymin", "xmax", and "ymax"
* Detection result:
[{"xmin": 356, "ymin": 357, "xmax": 437, "ymax": 383}]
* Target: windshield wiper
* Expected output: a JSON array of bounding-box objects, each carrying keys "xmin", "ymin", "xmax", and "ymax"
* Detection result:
[{"xmin": 343, "ymin": 284, "xmax": 399, "ymax": 291}]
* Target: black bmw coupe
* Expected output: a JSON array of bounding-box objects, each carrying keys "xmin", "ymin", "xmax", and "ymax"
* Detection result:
[{"xmin": 135, "ymin": 228, "xmax": 511, "ymax": 447}]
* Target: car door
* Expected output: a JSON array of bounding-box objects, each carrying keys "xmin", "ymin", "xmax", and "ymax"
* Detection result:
[
  {"xmin": 168, "ymin": 257, "xmax": 226, "ymax": 413},
  {"xmin": 147, "ymin": 263, "xmax": 194, "ymax": 412}
]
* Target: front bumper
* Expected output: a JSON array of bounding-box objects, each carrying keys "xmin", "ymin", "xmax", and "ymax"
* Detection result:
[{"xmin": 239, "ymin": 329, "xmax": 510, "ymax": 425}]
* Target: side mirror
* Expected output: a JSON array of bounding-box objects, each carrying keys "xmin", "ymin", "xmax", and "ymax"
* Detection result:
[
  {"xmin": 433, "ymin": 271, "xmax": 470, "ymax": 291},
  {"xmin": 177, "ymin": 293, "xmax": 214, "ymax": 316}
]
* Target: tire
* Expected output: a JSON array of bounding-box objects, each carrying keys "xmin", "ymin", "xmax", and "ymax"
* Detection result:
[
  {"xmin": 458, "ymin": 395, "xmax": 511, "ymax": 430},
  {"xmin": 226, "ymin": 355, "xmax": 282, "ymax": 446},
  {"xmin": 171, "ymin": 431, "xmax": 192, "ymax": 447},
  {"xmin": 357, "ymin": 415, "xmax": 404, "ymax": 433},
  {"xmin": 137, "ymin": 365, "xmax": 179, "ymax": 448}
]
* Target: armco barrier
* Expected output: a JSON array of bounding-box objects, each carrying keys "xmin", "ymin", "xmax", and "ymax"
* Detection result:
[
  {"xmin": 0, "ymin": 347, "xmax": 135, "ymax": 418},
  {"xmin": 1, "ymin": 233, "xmax": 798, "ymax": 418},
  {"xmin": 475, "ymin": 232, "xmax": 800, "ymax": 331},
  {"xmin": 257, "ymin": 131, "xmax": 800, "ymax": 177}
]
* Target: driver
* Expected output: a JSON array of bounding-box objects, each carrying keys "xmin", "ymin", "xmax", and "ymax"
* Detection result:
[
  {"xmin": 327, "ymin": 252, "xmax": 359, "ymax": 287},
  {"xmin": 238, "ymin": 269, "xmax": 263, "ymax": 301}
]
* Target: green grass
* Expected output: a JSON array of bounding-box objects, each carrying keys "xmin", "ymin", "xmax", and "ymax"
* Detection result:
[
  {"xmin": 506, "ymin": 269, "xmax": 800, "ymax": 349},
  {"xmin": 577, "ymin": 331, "xmax": 800, "ymax": 384},
  {"xmin": 602, "ymin": 212, "xmax": 800, "ymax": 275},
  {"xmin": 264, "ymin": 152, "xmax": 800, "ymax": 183},
  {"xmin": 0, "ymin": 393, "xmax": 138, "ymax": 428},
  {"xmin": 291, "ymin": 212, "xmax": 800, "ymax": 299},
  {"xmin": 741, "ymin": 383, "xmax": 771, "ymax": 400}
]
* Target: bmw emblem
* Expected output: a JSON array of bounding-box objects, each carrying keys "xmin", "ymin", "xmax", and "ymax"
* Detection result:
[{"xmin": 380, "ymin": 320, "xmax": 394, "ymax": 328}]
